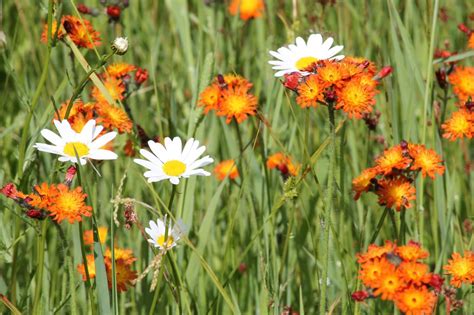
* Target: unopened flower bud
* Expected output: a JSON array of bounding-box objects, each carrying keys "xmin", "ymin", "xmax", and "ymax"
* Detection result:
[
  {"xmin": 435, "ymin": 69, "xmax": 448, "ymax": 89},
  {"xmin": 112, "ymin": 37, "xmax": 128, "ymax": 55},
  {"xmin": 465, "ymin": 100, "xmax": 474, "ymax": 111},
  {"xmin": 65, "ymin": 166, "xmax": 77, "ymax": 186},
  {"xmin": 458, "ymin": 23, "xmax": 470, "ymax": 34},
  {"xmin": 1, "ymin": 183, "xmax": 19, "ymax": 200},
  {"xmin": 428, "ymin": 274, "xmax": 444, "ymax": 292},
  {"xmin": 77, "ymin": 3, "xmax": 91, "ymax": 14},
  {"xmin": 374, "ymin": 66, "xmax": 393, "ymax": 80},
  {"xmin": 135, "ymin": 68, "xmax": 149, "ymax": 85},
  {"xmin": 283, "ymin": 72, "xmax": 302, "ymax": 90},
  {"xmin": 351, "ymin": 290, "xmax": 370, "ymax": 302},
  {"xmin": 26, "ymin": 209, "xmax": 47, "ymax": 220},
  {"xmin": 107, "ymin": 5, "xmax": 122, "ymax": 20}
]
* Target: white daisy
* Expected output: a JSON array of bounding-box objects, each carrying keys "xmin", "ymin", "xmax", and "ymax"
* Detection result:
[
  {"xmin": 134, "ymin": 137, "xmax": 214, "ymax": 185},
  {"xmin": 145, "ymin": 217, "xmax": 188, "ymax": 249},
  {"xmin": 34, "ymin": 119, "xmax": 118, "ymax": 165},
  {"xmin": 268, "ymin": 33, "xmax": 344, "ymax": 77}
]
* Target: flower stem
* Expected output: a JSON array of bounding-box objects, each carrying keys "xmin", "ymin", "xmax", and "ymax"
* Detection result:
[
  {"xmin": 319, "ymin": 103, "xmax": 337, "ymax": 314},
  {"xmin": 32, "ymin": 220, "xmax": 48, "ymax": 314},
  {"xmin": 78, "ymin": 221, "xmax": 96, "ymax": 313},
  {"xmin": 370, "ymin": 207, "xmax": 390, "ymax": 244}
]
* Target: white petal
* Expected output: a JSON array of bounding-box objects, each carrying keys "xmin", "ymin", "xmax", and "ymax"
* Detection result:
[
  {"xmin": 184, "ymin": 145, "xmax": 206, "ymax": 164},
  {"xmin": 134, "ymin": 158, "xmax": 162, "ymax": 171},
  {"xmin": 41, "ymin": 129, "xmax": 64, "ymax": 146},
  {"xmin": 148, "ymin": 141, "xmax": 168, "ymax": 162},
  {"xmin": 93, "ymin": 125, "xmax": 104, "ymax": 139},
  {"xmin": 79, "ymin": 119, "xmax": 96, "ymax": 140},
  {"xmin": 90, "ymin": 132, "xmax": 117, "ymax": 149},
  {"xmin": 321, "ymin": 37, "xmax": 334, "ymax": 51},
  {"xmin": 188, "ymin": 156, "xmax": 213, "ymax": 169},
  {"xmin": 34, "ymin": 143, "xmax": 62, "ymax": 154},
  {"xmin": 325, "ymin": 45, "xmax": 344, "ymax": 57},
  {"xmin": 169, "ymin": 177, "xmax": 180, "ymax": 185},
  {"xmin": 54, "ymin": 120, "xmax": 75, "ymax": 140},
  {"xmin": 171, "ymin": 137, "xmax": 183, "ymax": 157},
  {"xmin": 139, "ymin": 149, "xmax": 163, "ymax": 166},
  {"xmin": 87, "ymin": 149, "xmax": 118, "ymax": 160},
  {"xmin": 295, "ymin": 37, "xmax": 306, "ymax": 48},
  {"xmin": 308, "ymin": 33, "xmax": 323, "ymax": 49},
  {"xmin": 186, "ymin": 169, "xmax": 210, "ymax": 176}
]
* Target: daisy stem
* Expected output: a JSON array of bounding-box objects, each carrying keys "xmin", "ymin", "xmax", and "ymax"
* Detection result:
[
  {"xmin": 319, "ymin": 103, "xmax": 337, "ymax": 314},
  {"xmin": 32, "ymin": 220, "xmax": 48, "ymax": 314}
]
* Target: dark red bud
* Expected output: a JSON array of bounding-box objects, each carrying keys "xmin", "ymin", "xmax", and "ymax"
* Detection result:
[
  {"xmin": 458, "ymin": 23, "xmax": 470, "ymax": 33},
  {"xmin": 26, "ymin": 209, "xmax": 46, "ymax": 220},
  {"xmin": 77, "ymin": 4, "xmax": 91, "ymax": 14},
  {"xmin": 1, "ymin": 183, "xmax": 19, "ymax": 200},
  {"xmin": 429, "ymin": 274, "xmax": 444, "ymax": 292},
  {"xmin": 106, "ymin": 5, "xmax": 122, "ymax": 19},
  {"xmin": 283, "ymin": 72, "xmax": 302, "ymax": 90},
  {"xmin": 375, "ymin": 66, "xmax": 393, "ymax": 80},
  {"xmin": 135, "ymin": 68, "xmax": 149, "ymax": 85},
  {"xmin": 351, "ymin": 290, "xmax": 370, "ymax": 302},
  {"xmin": 436, "ymin": 69, "xmax": 448, "ymax": 89},
  {"xmin": 238, "ymin": 263, "xmax": 247, "ymax": 274}
]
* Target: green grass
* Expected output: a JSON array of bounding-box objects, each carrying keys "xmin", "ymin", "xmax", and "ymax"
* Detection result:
[{"xmin": 0, "ymin": 0, "xmax": 473, "ymax": 314}]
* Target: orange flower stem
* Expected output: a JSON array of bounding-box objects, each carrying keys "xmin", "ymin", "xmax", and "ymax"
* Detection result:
[
  {"xmin": 319, "ymin": 102, "xmax": 337, "ymax": 314},
  {"xmin": 370, "ymin": 207, "xmax": 390, "ymax": 243}
]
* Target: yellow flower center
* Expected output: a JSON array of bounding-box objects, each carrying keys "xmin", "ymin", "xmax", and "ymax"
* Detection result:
[
  {"xmin": 157, "ymin": 235, "xmax": 175, "ymax": 248},
  {"xmin": 453, "ymin": 260, "xmax": 470, "ymax": 276},
  {"xmin": 225, "ymin": 94, "xmax": 248, "ymax": 113},
  {"xmin": 64, "ymin": 142, "xmax": 90, "ymax": 157},
  {"xmin": 162, "ymin": 160, "xmax": 186, "ymax": 177},
  {"xmin": 295, "ymin": 56, "xmax": 318, "ymax": 70}
]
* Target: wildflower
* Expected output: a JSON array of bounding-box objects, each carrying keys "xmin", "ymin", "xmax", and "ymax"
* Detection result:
[
  {"xmin": 108, "ymin": 260, "xmax": 136, "ymax": 292},
  {"xmin": 41, "ymin": 19, "xmax": 64, "ymax": 43},
  {"xmin": 317, "ymin": 60, "xmax": 348, "ymax": 86},
  {"xmin": 469, "ymin": 33, "xmax": 474, "ymax": 49},
  {"xmin": 351, "ymin": 290, "xmax": 370, "ymax": 302},
  {"xmin": 91, "ymin": 76, "xmax": 125, "ymax": 103},
  {"xmin": 145, "ymin": 218, "xmax": 188, "ymax": 250},
  {"xmin": 214, "ymin": 159, "xmax": 239, "ymax": 181},
  {"xmin": 228, "ymin": 0, "xmax": 265, "ymax": 21},
  {"xmin": 269, "ymin": 33, "xmax": 344, "ymax": 77},
  {"xmin": 441, "ymin": 109, "xmax": 474, "ymax": 141},
  {"xmin": 374, "ymin": 66, "xmax": 393, "ymax": 80},
  {"xmin": 198, "ymin": 84, "xmax": 221, "ymax": 113},
  {"xmin": 217, "ymin": 86, "xmax": 258, "ymax": 123},
  {"xmin": 106, "ymin": 5, "xmax": 122, "ymax": 20},
  {"xmin": 106, "ymin": 63, "xmax": 136, "ymax": 78},
  {"xmin": 1, "ymin": 183, "xmax": 22, "ymax": 201},
  {"xmin": 356, "ymin": 241, "xmax": 395, "ymax": 264},
  {"xmin": 95, "ymin": 102, "xmax": 133, "ymax": 134},
  {"xmin": 296, "ymin": 74, "xmax": 327, "ymax": 108},
  {"xmin": 266, "ymin": 152, "xmax": 299, "ymax": 177},
  {"xmin": 47, "ymin": 184, "xmax": 92, "ymax": 223},
  {"xmin": 395, "ymin": 241, "xmax": 429, "ymax": 262},
  {"xmin": 77, "ymin": 254, "xmax": 97, "ymax": 280},
  {"xmin": 34, "ymin": 119, "xmax": 117, "ymax": 165},
  {"xmin": 335, "ymin": 76, "xmax": 378, "ymax": 119},
  {"xmin": 394, "ymin": 285, "xmax": 436, "ymax": 315},
  {"xmin": 352, "ymin": 168, "xmax": 379, "ymax": 200},
  {"xmin": 448, "ymin": 66, "xmax": 474, "ymax": 102},
  {"xmin": 282, "ymin": 72, "xmax": 303, "ymax": 90},
  {"xmin": 373, "ymin": 266, "xmax": 406, "ymax": 300},
  {"xmin": 135, "ymin": 68, "xmax": 149, "ymax": 85},
  {"xmin": 443, "ymin": 251, "xmax": 474, "ymax": 287},
  {"xmin": 62, "ymin": 15, "xmax": 101, "ymax": 49},
  {"xmin": 408, "ymin": 144, "xmax": 445, "ymax": 179},
  {"xmin": 374, "ymin": 145, "xmax": 411, "ymax": 175},
  {"xmin": 134, "ymin": 137, "xmax": 214, "ymax": 185},
  {"xmin": 359, "ymin": 257, "xmax": 392, "ymax": 287},
  {"xmin": 105, "ymin": 247, "xmax": 136, "ymax": 266},
  {"xmin": 112, "ymin": 37, "xmax": 128, "ymax": 55},
  {"xmin": 27, "ymin": 183, "xmax": 59, "ymax": 210},
  {"xmin": 376, "ymin": 177, "xmax": 416, "ymax": 211},
  {"xmin": 83, "ymin": 227, "xmax": 108, "ymax": 246},
  {"xmin": 398, "ymin": 261, "xmax": 431, "ymax": 285}
]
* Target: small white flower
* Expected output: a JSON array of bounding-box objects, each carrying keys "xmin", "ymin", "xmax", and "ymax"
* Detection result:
[
  {"xmin": 34, "ymin": 119, "xmax": 117, "ymax": 165},
  {"xmin": 134, "ymin": 137, "xmax": 214, "ymax": 185},
  {"xmin": 268, "ymin": 33, "xmax": 344, "ymax": 77},
  {"xmin": 145, "ymin": 218, "xmax": 188, "ymax": 249},
  {"xmin": 112, "ymin": 36, "xmax": 128, "ymax": 55}
]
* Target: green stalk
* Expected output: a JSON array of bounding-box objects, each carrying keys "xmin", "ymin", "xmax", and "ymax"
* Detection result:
[
  {"xmin": 370, "ymin": 208, "xmax": 390, "ymax": 244},
  {"xmin": 319, "ymin": 103, "xmax": 337, "ymax": 314},
  {"xmin": 32, "ymin": 220, "xmax": 48, "ymax": 314},
  {"xmin": 78, "ymin": 221, "xmax": 96, "ymax": 313},
  {"xmin": 419, "ymin": 0, "xmax": 439, "ymax": 244}
]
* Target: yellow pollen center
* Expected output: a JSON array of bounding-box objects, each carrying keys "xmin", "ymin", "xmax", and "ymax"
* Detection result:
[
  {"xmin": 295, "ymin": 56, "xmax": 318, "ymax": 70},
  {"xmin": 64, "ymin": 142, "xmax": 90, "ymax": 157},
  {"xmin": 157, "ymin": 235, "xmax": 174, "ymax": 248},
  {"xmin": 162, "ymin": 160, "xmax": 186, "ymax": 177},
  {"xmin": 226, "ymin": 95, "xmax": 247, "ymax": 113}
]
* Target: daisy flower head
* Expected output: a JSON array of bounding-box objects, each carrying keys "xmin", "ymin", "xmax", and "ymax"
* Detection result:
[
  {"xmin": 269, "ymin": 33, "xmax": 344, "ymax": 77},
  {"xmin": 134, "ymin": 137, "xmax": 214, "ymax": 185},
  {"xmin": 106, "ymin": 62, "xmax": 136, "ymax": 78},
  {"xmin": 34, "ymin": 119, "xmax": 117, "ymax": 165},
  {"xmin": 145, "ymin": 217, "xmax": 188, "ymax": 250},
  {"xmin": 41, "ymin": 19, "xmax": 64, "ymax": 43}
]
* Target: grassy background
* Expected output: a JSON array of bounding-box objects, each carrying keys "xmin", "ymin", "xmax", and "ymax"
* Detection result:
[{"xmin": 0, "ymin": 0, "xmax": 473, "ymax": 314}]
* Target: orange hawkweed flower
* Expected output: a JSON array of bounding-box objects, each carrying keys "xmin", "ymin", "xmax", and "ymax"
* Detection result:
[
  {"xmin": 448, "ymin": 66, "xmax": 474, "ymax": 102},
  {"xmin": 198, "ymin": 84, "xmax": 221, "ymax": 113},
  {"xmin": 105, "ymin": 247, "xmax": 137, "ymax": 266},
  {"xmin": 91, "ymin": 76, "xmax": 125, "ymax": 103},
  {"xmin": 77, "ymin": 254, "xmax": 97, "ymax": 280},
  {"xmin": 352, "ymin": 167, "xmax": 379, "ymax": 200},
  {"xmin": 95, "ymin": 101, "xmax": 133, "ymax": 133},
  {"xmin": 398, "ymin": 261, "xmax": 431, "ymax": 285},
  {"xmin": 107, "ymin": 259, "xmax": 137, "ymax": 292},
  {"xmin": 107, "ymin": 63, "xmax": 136, "ymax": 78},
  {"xmin": 469, "ymin": 33, "xmax": 474, "ymax": 49},
  {"xmin": 228, "ymin": 0, "xmax": 265, "ymax": 21},
  {"xmin": 395, "ymin": 241, "xmax": 429, "ymax": 262},
  {"xmin": 359, "ymin": 257, "xmax": 392, "ymax": 287},
  {"xmin": 408, "ymin": 144, "xmax": 445, "ymax": 179},
  {"xmin": 28, "ymin": 183, "xmax": 58, "ymax": 210},
  {"xmin": 342, "ymin": 56, "xmax": 377, "ymax": 77},
  {"xmin": 443, "ymin": 251, "xmax": 474, "ymax": 287},
  {"xmin": 394, "ymin": 285, "xmax": 436, "ymax": 315},
  {"xmin": 266, "ymin": 152, "xmax": 299, "ymax": 177},
  {"xmin": 375, "ymin": 145, "xmax": 411, "ymax": 175},
  {"xmin": 373, "ymin": 266, "xmax": 406, "ymax": 300},
  {"xmin": 62, "ymin": 15, "xmax": 101, "ymax": 49},
  {"xmin": 356, "ymin": 240, "xmax": 396, "ymax": 264},
  {"xmin": 317, "ymin": 61, "xmax": 348, "ymax": 87},
  {"xmin": 217, "ymin": 87, "xmax": 258, "ymax": 123},
  {"xmin": 214, "ymin": 160, "xmax": 239, "ymax": 181},
  {"xmin": 48, "ymin": 184, "xmax": 92, "ymax": 223},
  {"xmin": 296, "ymin": 74, "xmax": 327, "ymax": 108},
  {"xmin": 83, "ymin": 227, "xmax": 108, "ymax": 246},
  {"xmin": 221, "ymin": 74, "xmax": 253, "ymax": 91},
  {"xmin": 335, "ymin": 76, "xmax": 378, "ymax": 119},
  {"xmin": 441, "ymin": 109, "xmax": 474, "ymax": 141},
  {"xmin": 376, "ymin": 177, "xmax": 416, "ymax": 211},
  {"xmin": 69, "ymin": 111, "xmax": 96, "ymax": 133},
  {"xmin": 41, "ymin": 19, "xmax": 64, "ymax": 43}
]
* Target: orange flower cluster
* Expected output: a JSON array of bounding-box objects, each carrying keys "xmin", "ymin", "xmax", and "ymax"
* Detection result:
[
  {"xmin": 198, "ymin": 74, "xmax": 258, "ymax": 124},
  {"xmin": 228, "ymin": 0, "xmax": 265, "ymax": 21},
  {"xmin": 77, "ymin": 246, "xmax": 137, "ymax": 292},
  {"xmin": 1, "ymin": 182, "xmax": 92, "ymax": 223},
  {"xmin": 41, "ymin": 15, "xmax": 101, "ymax": 49},
  {"xmin": 443, "ymin": 251, "xmax": 474, "ymax": 288},
  {"xmin": 266, "ymin": 152, "xmax": 300, "ymax": 177},
  {"xmin": 214, "ymin": 159, "xmax": 240, "ymax": 181},
  {"xmin": 356, "ymin": 240, "xmax": 440, "ymax": 314},
  {"xmin": 284, "ymin": 58, "xmax": 387, "ymax": 119},
  {"xmin": 352, "ymin": 141, "xmax": 445, "ymax": 211}
]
